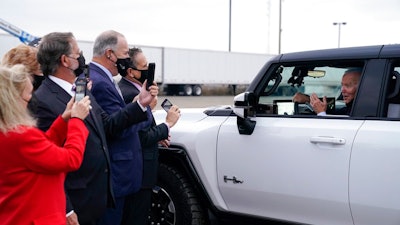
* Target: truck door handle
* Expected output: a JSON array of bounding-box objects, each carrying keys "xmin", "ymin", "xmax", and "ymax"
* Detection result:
[{"xmin": 310, "ymin": 136, "xmax": 346, "ymax": 145}]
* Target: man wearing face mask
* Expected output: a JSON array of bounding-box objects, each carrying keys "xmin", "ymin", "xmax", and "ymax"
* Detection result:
[
  {"xmin": 118, "ymin": 47, "xmax": 181, "ymax": 225},
  {"xmin": 29, "ymin": 32, "xmax": 157, "ymax": 225},
  {"xmin": 88, "ymin": 30, "xmax": 159, "ymax": 225}
]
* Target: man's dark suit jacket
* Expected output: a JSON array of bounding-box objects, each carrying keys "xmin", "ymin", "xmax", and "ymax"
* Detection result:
[
  {"xmin": 89, "ymin": 63, "xmax": 152, "ymax": 198},
  {"xmin": 28, "ymin": 77, "xmax": 147, "ymax": 225},
  {"xmin": 334, "ymin": 100, "xmax": 353, "ymax": 115},
  {"xmin": 118, "ymin": 77, "xmax": 169, "ymax": 188},
  {"xmin": 119, "ymin": 78, "xmax": 169, "ymax": 225}
]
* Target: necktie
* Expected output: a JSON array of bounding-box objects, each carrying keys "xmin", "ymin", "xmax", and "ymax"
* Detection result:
[
  {"xmin": 71, "ymin": 84, "xmax": 76, "ymax": 96},
  {"xmin": 113, "ymin": 79, "xmax": 124, "ymax": 99}
]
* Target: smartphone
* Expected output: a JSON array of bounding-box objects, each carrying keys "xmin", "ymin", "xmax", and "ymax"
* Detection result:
[
  {"xmin": 75, "ymin": 77, "xmax": 87, "ymax": 102},
  {"xmin": 161, "ymin": 99, "xmax": 173, "ymax": 112},
  {"xmin": 146, "ymin": 62, "xmax": 155, "ymax": 90}
]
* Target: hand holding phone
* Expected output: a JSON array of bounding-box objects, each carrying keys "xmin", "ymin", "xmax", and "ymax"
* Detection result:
[
  {"xmin": 162, "ymin": 99, "xmax": 181, "ymax": 128},
  {"xmin": 161, "ymin": 99, "xmax": 173, "ymax": 112},
  {"xmin": 74, "ymin": 77, "xmax": 87, "ymax": 102},
  {"xmin": 146, "ymin": 62, "xmax": 155, "ymax": 90}
]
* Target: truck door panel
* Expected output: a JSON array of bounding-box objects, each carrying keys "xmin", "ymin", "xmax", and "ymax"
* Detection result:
[
  {"xmin": 349, "ymin": 120, "xmax": 400, "ymax": 225},
  {"xmin": 217, "ymin": 116, "xmax": 363, "ymax": 224}
]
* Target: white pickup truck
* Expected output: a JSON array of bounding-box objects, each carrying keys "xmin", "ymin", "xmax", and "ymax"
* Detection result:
[{"xmin": 148, "ymin": 44, "xmax": 400, "ymax": 225}]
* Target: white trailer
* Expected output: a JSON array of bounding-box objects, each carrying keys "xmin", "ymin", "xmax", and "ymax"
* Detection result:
[
  {"xmin": 160, "ymin": 48, "xmax": 274, "ymax": 95},
  {"xmin": 0, "ymin": 33, "xmax": 274, "ymax": 96}
]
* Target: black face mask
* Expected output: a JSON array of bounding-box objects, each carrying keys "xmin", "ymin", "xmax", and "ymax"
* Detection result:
[
  {"xmin": 33, "ymin": 74, "xmax": 45, "ymax": 90},
  {"xmin": 74, "ymin": 54, "xmax": 86, "ymax": 77},
  {"xmin": 116, "ymin": 58, "xmax": 131, "ymax": 77},
  {"xmin": 136, "ymin": 69, "xmax": 148, "ymax": 84}
]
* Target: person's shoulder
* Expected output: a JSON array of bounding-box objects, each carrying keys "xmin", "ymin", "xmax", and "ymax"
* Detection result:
[
  {"xmin": 34, "ymin": 77, "xmax": 58, "ymax": 93},
  {"xmin": 118, "ymin": 77, "xmax": 131, "ymax": 86},
  {"xmin": 88, "ymin": 64, "xmax": 107, "ymax": 80},
  {"xmin": 334, "ymin": 106, "xmax": 348, "ymax": 115},
  {"xmin": 119, "ymin": 79, "xmax": 139, "ymax": 91},
  {"xmin": 7, "ymin": 126, "xmax": 41, "ymax": 140}
]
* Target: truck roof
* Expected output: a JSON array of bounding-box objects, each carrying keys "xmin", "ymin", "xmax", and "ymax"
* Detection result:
[{"xmin": 275, "ymin": 44, "xmax": 400, "ymax": 62}]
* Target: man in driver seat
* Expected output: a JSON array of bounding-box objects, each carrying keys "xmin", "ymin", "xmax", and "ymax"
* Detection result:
[{"xmin": 292, "ymin": 68, "xmax": 361, "ymax": 116}]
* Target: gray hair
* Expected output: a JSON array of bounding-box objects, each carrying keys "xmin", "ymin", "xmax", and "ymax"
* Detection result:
[
  {"xmin": 345, "ymin": 67, "xmax": 362, "ymax": 74},
  {"xmin": 93, "ymin": 30, "xmax": 124, "ymax": 57}
]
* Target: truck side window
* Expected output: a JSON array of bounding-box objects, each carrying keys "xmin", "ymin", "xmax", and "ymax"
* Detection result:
[
  {"xmin": 257, "ymin": 63, "xmax": 364, "ymax": 117},
  {"xmin": 386, "ymin": 65, "xmax": 400, "ymax": 118}
]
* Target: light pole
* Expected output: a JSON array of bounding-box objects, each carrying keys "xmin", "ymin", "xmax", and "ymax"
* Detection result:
[
  {"xmin": 229, "ymin": 0, "xmax": 232, "ymax": 52},
  {"xmin": 278, "ymin": 0, "xmax": 282, "ymax": 54},
  {"xmin": 333, "ymin": 22, "xmax": 346, "ymax": 48}
]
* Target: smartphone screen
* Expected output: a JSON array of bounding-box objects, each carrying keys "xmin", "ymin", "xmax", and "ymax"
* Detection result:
[
  {"xmin": 75, "ymin": 77, "xmax": 87, "ymax": 102},
  {"xmin": 146, "ymin": 62, "xmax": 155, "ymax": 90},
  {"xmin": 161, "ymin": 99, "xmax": 172, "ymax": 112}
]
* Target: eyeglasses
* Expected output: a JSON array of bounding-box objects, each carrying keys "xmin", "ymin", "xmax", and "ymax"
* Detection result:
[
  {"xmin": 131, "ymin": 67, "xmax": 147, "ymax": 72},
  {"xmin": 130, "ymin": 63, "xmax": 149, "ymax": 72},
  {"xmin": 66, "ymin": 51, "xmax": 83, "ymax": 60}
]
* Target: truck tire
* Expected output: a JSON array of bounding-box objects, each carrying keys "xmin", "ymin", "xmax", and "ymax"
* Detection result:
[
  {"xmin": 149, "ymin": 163, "xmax": 208, "ymax": 225},
  {"xmin": 184, "ymin": 85, "xmax": 193, "ymax": 96},
  {"xmin": 193, "ymin": 85, "xmax": 202, "ymax": 96}
]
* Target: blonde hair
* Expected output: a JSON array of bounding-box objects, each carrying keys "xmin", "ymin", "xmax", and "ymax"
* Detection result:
[
  {"xmin": 1, "ymin": 44, "xmax": 41, "ymax": 75},
  {"xmin": 0, "ymin": 64, "xmax": 36, "ymax": 133}
]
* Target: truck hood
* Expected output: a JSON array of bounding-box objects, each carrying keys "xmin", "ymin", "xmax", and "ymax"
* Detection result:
[{"xmin": 153, "ymin": 105, "xmax": 233, "ymax": 125}]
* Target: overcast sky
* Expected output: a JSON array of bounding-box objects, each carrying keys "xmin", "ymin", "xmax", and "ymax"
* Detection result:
[{"xmin": 1, "ymin": 0, "xmax": 400, "ymax": 54}]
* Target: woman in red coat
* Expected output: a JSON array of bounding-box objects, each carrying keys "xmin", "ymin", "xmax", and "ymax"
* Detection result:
[{"xmin": 0, "ymin": 65, "xmax": 91, "ymax": 225}]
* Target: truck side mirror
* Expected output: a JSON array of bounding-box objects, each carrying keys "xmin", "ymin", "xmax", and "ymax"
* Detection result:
[
  {"xmin": 233, "ymin": 92, "xmax": 257, "ymax": 135},
  {"xmin": 233, "ymin": 92, "xmax": 256, "ymax": 118}
]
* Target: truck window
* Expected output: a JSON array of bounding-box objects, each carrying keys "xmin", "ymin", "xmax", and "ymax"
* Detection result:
[
  {"xmin": 386, "ymin": 64, "xmax": 400, "ymax": 118},
  {"xmin": 257, "ymin": 63, "xmax": 364, "ymax": 117}
]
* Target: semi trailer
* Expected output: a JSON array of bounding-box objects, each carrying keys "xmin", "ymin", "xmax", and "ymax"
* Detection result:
[{"xmin": 0, "ymin": 19, "xmax": 274, "ymax": 95}]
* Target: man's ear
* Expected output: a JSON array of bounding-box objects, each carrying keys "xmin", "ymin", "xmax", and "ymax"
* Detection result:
[
  {"xmin": 60, "ymin": 54, "xmax": 69, "ymax": 67},
  {"xmin": 127, "ymin": 68, "xmax": 134, "ymax": 78},
  {"xmin": 106, "ymin": 49, "xmax": 113, "ymax": 59}
]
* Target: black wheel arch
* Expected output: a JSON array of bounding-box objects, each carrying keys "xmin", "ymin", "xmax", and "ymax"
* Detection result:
[{"xmin": 158, "ymin": 145, "xmax": 220, "ymax": 218}]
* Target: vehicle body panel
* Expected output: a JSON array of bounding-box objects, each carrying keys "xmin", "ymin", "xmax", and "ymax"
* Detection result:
[
  {"xmin": 216, "ymin": 116, "xmax": 363, "ymax": 224},
  {"xmin": 152, "ymin": 44, "xmax": 400, "ymax": 225},
  {"xmin": 153, "ymin": 108, "xmax": 231, "ymax": 210},
  {"xmin": 350, "ymin": 120, "xmax": 400, "ymax": 225}
]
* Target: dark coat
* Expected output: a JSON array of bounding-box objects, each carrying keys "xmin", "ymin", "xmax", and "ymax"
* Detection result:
[
  {"xmin": 29, "ymin": 77, "xmax": 147, "ymax": 224},
  {"xmin": 118, "ymin": 77, "xmax": 169, "ymax": 188},
  {"xmin": 89, "ymin": 63, "xmax": 151, "ymax": 197}
]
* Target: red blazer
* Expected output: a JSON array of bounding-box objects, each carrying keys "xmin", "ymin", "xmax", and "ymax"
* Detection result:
[{"xmin": 0, "ymin": 117, "xmax": 88, "ymax": 225}]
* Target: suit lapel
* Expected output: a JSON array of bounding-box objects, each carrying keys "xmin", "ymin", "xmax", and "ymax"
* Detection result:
[
  {"xmin": 44, "ymin": 78, "xmax": 72, "ymax": 105},
  {"xmin": 85, "ymin": 91, "xmax": 105, "ymax": 139},
  {"xmin": 119, "ymin": 78, "xmax": 140, "ymax": 104},
  {"xmin": 89, "ymin": 63, "xmax": 125, "ymax": 104},
  {"xmin": 45, "ymin": 78, "xmax": 103, "ymax": 137}
]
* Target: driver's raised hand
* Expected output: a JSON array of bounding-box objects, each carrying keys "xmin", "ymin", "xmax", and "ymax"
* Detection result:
[{"xmin": 309, "ymin": 93, "xmax": 327, "ymax": 114}]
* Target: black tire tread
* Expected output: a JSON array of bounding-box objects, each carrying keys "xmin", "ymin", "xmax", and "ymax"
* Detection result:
[{"xmin": 158, "ymin": 163, "xmax": 208, "ymax": 225}]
